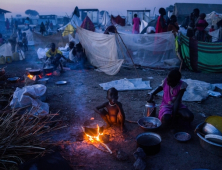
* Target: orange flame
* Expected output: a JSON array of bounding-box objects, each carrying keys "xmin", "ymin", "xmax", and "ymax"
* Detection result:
[
  {"xmin": 90, "ymin": 117, "xmax": 94, "ymax": 120},
  {"xmin": 46, "ymin": 73, "xmax": 52, "ymax": 76},
  {"xmin": 27, "ymin": 74, "xmax": 34, "ymax": 80},
  {"xmin": 38, "ymin": 75, "xmax": 43, "ymax": 79},
  {"xmin": 85, "ymin": 124, "xmax": 103, "ymax": 142}
]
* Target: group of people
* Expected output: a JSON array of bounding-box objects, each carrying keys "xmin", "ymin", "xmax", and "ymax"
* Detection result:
[
  {"xmin": 94, "ymin": 69, "xmax": 194, "ymax": 132},
  {"xmin": 40, "ymin": 21, "xmax": 53, "ymax": 35}
]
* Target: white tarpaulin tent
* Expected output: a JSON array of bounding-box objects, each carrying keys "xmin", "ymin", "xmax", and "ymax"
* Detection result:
[
  {"xmin": 139, "ymin": 20, "xmax": 148, "ymax": 33},
  {"xmin": 58, "ymin": 15, "xmax": 82, "ymax": 31},
  {"xmin": 77, "ymin": 26, "xmax": 124, "ymax": 75},
  {"xmin": 101, "ymin": 11, "xmax": 111, "ymax": 27}
]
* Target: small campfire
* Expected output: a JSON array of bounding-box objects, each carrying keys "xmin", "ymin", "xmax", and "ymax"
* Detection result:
[{"xmin": 81, "ymin": 118, "xmax": 112, "ymax": 154}]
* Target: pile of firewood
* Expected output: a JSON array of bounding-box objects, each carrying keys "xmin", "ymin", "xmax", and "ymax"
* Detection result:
[{"xmin": 0, "ymin": 107, "xmax": 64, "ymax": 169}]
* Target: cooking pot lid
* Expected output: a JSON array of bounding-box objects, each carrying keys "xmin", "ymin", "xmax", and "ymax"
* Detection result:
[{"xmin": 205, "ymin": 134, "xmax": 222, "ymax": 144}]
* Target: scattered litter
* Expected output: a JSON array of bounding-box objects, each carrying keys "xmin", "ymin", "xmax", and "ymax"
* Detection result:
[
  {"xmin": 199, "ymin": 113, "xmax": 207, "ymax": 118},
  {"xmin": 99, "ymin": 78, "xmax": 152, "ymax": 91},
  {"xmin": 208, "ymin": 90, "xmax": 221, "ymax": 97},
  {"xmin": 213, "ymin": 83, "xmax": 222, "ymax": 90},
  {"xmin": 10, "ymin": 84, "xmax": 49, "ymax": 116}
]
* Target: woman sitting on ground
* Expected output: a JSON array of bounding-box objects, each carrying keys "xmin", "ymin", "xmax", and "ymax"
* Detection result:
[{"xmin": 148, "ymin": 69, "xmax": 194, "ymax": 128}]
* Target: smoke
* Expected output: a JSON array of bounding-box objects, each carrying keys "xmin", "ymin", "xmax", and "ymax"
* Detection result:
[{"xmin": 25, "ymin": 10, "xmax": 39, "ymax": 16}]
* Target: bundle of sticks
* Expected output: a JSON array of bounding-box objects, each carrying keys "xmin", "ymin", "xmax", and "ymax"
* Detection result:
[{"xmin": 0, "ymin": 107, "xmax": 65, "ymax": 169}]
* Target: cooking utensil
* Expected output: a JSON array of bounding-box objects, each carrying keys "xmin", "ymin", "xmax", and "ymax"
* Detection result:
[
  {"xmin": 136, "ymin": 132, "xmax": 161, "ymax": 155},
  {"xmin": 38, "ymin": 78, "xmax": 49, "ymax": 85},
  {"xmin": 83, "ymin": 120, "xmax": 104, "ymax": 136},
  {"xmin": 144, "ymin": 101, "xmax": 156, "ymax": 117},
  {"xmin": 138, "ymin": 117, "xmax": 161, "ymax": 131},
  {"xmin": 7, "ymin": 77, "xmax": 20, "ymax": 83},
  {"xmin": 174, "ymin": 132, "xmax": 191, "ymax": 142},
  {"xmin": 205, "ymin": 116, "xmax": 222, "ymax": 133},
  {"xmin": 205, "ymin": 134, "xmax": 222, "ymax": 145},
  {"xmin": 29, "ymin": 69, "xmax": 41, "ymax": 75},
  {"xmin": 196, "ymin": 123, "xmax": 222, "ymax": 157},
  {"xmin": 202, "ymin": 122, "xmax": 222, "ymax": 136},
  {"xmin": 55, "ymin": 81, "xmax": 67, "ymax": 85},
  {"xmin": 43, "ymin": 66, "xmax": 54, "ymax": 74}
]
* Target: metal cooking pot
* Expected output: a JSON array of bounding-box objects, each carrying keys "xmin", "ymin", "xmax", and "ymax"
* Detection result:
[
  {"xmin": 29, "ymin": 69, "xmax": 41, "ymax": 75},
  {"xmin": 83, "ymin": 120, "xmax": 105, "ymax": 136},
  {"xmin": 136, "ymin": 132, "xmax": 161, "ymax": 155},
  {"xmin": 43, "ymin": 66, "xmax": 54, "ymax": 74},
  {"xmin": 145, "ymin": 101, "xmax": 156, "ymax": 117}
]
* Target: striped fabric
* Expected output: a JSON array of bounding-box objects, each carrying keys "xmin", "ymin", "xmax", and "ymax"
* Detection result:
[{"xmin": 180, "ymin": 34, "xmax": 222, "ymax": 72}]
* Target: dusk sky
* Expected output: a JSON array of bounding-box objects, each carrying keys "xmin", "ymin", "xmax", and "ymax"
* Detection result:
[{"xmin": 1, "ymin": 0, "xmax": 222, "ymax": 17}]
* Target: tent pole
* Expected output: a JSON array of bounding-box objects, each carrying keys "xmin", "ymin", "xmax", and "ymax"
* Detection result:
[
  {"xmin": 116, "ymin": 31, "xmax": 139, "ymax": 77},
  {"xmin": 115, "ymin": 33, "xmax": 126, "ymax": 61}
]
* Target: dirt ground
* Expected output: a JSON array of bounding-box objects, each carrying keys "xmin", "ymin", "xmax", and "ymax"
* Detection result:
[{"xmin": 2, "ymin": 44, "xmax": 222, "ymax": 170}]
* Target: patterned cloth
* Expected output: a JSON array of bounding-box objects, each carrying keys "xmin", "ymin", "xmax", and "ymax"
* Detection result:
[
  {"xmin": 80, "ymin": 16, "xmax": 95, "ymax": 32},
  {"xmin": 158, "ymin": 78, "xmax": 187, "ymax": 120}
]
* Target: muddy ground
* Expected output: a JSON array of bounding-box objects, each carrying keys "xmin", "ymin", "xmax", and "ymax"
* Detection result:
[{"xmin": 2, "ymin": 45, "xmax": 222, "ymax": 170}]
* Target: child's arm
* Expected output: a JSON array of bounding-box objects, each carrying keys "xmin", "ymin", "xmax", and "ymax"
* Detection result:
[
  {"xmin": 94, "ymin": 103, "xmax": 107, "ymax": 114},
  {"xmin": 148, "ymin": 86, "xmax": 163, "ymax": 102}
]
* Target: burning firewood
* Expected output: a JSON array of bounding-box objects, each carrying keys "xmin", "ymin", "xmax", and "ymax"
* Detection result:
[{"xmin": 0, "ymin": 107, "xmax": 65, "ymax": 169}]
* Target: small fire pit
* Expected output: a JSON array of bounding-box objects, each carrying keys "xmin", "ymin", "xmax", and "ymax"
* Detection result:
[{"xmin": 81, "ymin": 118, "xmax": 112, "ymax": 154}]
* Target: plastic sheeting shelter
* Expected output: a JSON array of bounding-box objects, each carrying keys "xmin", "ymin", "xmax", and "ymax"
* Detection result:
[
  {"xmin": 111, "ymin": 15, "xmax": 126, "ymax": 26},
  {"xmin": 81, "ymin": 16, "xmax": 95, "ymax": 32},
  {"xmin": 79, "ymin": 9, "xmax": 99, "ymax": 24},
  {"xmin": 101, "ymin": 11, "xmax": 111, "ymax": 27},
  {"xmin": 77, "ymin": 26, "xmax": 124, "ymax": 75},
  {"xmin": 139, "ymin": 20, "xmax": 148, "ymax": 33},
  {"xmin": 62, "ymin": 24, "xmax": 75, "ymax": 37},
  {"xmin": 58, "ymin": 15, "xmax": 82, "ymax": 31}
]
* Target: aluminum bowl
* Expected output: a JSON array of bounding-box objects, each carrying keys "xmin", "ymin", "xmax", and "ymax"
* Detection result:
[
  {"xmin": 202, "ymin": 122, "xmax": 222, "ymax": 136},
  {"xmin": 174, "ymin": 132, "xmax": 191, "ymax": 142},
  {"xmin": 196, "ymin": 123, "xmax": 222, "ymax": 157},
  {"xmin": 138, "ymin": 117, "xmax": 162, "ymax": 131}
]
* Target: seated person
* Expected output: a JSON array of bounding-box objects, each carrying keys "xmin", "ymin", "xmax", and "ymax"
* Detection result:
[
  {"xmin": 94, "ymin": 87, "xmax": 126, "ymax": 132},
  {"xmin": 148, "ymin": 69, "xmax": 194, "ymax": 128},
  {"xmin": 167, "ymin": 15, "xmax": 179, "ymax": 35},
  {"xmin": 46, "ymin": 43, "xmax": 68, "ymax": 72}
]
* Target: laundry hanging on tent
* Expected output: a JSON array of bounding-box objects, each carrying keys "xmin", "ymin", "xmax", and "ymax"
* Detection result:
[{"xmin": 80, "ymin": 16, "xmax": 95, "ymax": 32}]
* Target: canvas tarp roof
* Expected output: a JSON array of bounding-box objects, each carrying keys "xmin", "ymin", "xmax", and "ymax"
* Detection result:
[
  {"xmin": 139, "ymin": 20, "xmax": 148, "ymax": 33},
  {"xmin": 81, "ymin": 16, "xmax": 95, "ymax": 32},
  {"xmin": 111, "ymin": 15, "xmax": 125, "ymax": 26},
  {"xmin": 174, "ymin": 3, "xmax": 222, "ymax": 17},
  {"xmin": 77, "ymin": 27, "xmax": 124, "ymax": 75},
  {"xmin": 58, "ymin": 15, "xmax": 82, "ymax": 32}
]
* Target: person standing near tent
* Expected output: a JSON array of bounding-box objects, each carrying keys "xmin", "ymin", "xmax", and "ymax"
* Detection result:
[
  {"xmin": 195, "ymin": 13, "xmax": 208, "ymax": 41},
  {"xmin": 156, "ymin": 8, "xmax": 167, "ymax": 33},
  {"xmin": 186, "ymin": 8, "xmax": 200, "ymax": 38},
  {"xmin": 5, "ymin": 19, "xmax": 10, "ymax": 32},
  {"xmin": 68, "ymin": 41, "xmax": 77, "ymax": 62},
  {"xmin": 167, "ymin": 15, "xmax": 179, "ymax": 36},
  {"xmin": 40, "ymin": 22, "xmax": 46, "ymax": 35},
  {"xmin": 132, "ymin": 14, "xmax": 141, "ymax": 34}
]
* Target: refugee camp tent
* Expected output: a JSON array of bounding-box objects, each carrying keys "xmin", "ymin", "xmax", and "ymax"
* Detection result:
[
  {"xmin": 58, "ymin": 15, "xmax": 82, "ymax": 36},
  {"xmin": 0, "ymin": 8, "xmax": 10, "ymax": 33},
  {"xmin": 111, "ymin": 15, "xmax": 126, "ymax": 26},
  {"xmin": 173, "ymin": 3, "xmax": 222, "ymax": 24},
  {"xmin": 77, "ymin": 26, "xmax": 124, "ymax": 75},
  {"xmin": 139, "ymin": 20, "xmax": 148, "ymax": 33},
  {"xmin": 79, "ymin": 9, "xmax": 99, "ymax": 24},
  {"xmin": 180, "ymin": 34, "xmax": 222, "ymax": 72},
  {"xmin": 81, "ymin": 16, "xmax": 95, "ymax": 32},
  {"xmin": 127, "ymin": 10, "xmax": 150, "ymax": 25},
  {"xmin": 101, "ymin": 11, "xmax": 111, "ymax": 27}
]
